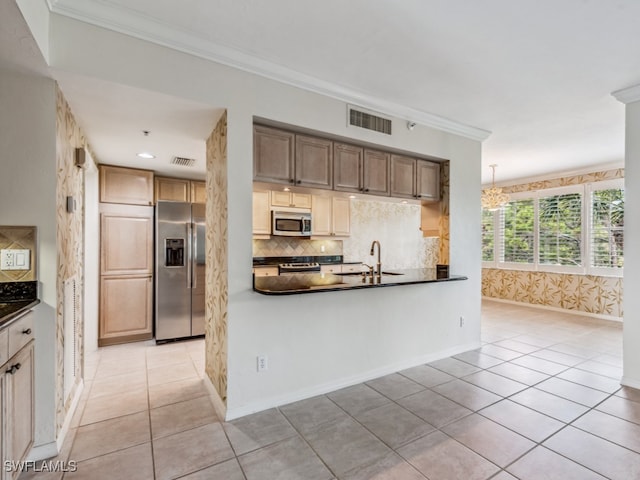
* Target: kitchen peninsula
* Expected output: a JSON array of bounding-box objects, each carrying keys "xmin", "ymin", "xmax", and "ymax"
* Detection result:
[{"xmin": 254, "ymin": 268, "xmax": 467, "ymax": 295}]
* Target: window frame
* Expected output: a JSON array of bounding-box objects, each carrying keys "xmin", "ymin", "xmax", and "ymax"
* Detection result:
[
  {"xmin": 586, "ymin": 178, "xmax": 624, "ymax": 278},
  {"xmin": 482, "ymin": 179, "xmax": 624, "ymax": 277}
]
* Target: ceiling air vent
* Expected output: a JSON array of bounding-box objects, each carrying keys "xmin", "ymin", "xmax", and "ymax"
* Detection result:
[
  {"xmin": 348, "ymin": 105, "xmax": 392, "ymax": 135},
  {"xmin": 171, "ymin": 156, "xmax": 196, "ymax": 167}
]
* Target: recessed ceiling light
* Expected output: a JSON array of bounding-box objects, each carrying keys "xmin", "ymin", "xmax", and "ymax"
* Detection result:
[{"xmin": 137, "ymin": 152, "xmax": 155, "ymax": 159}]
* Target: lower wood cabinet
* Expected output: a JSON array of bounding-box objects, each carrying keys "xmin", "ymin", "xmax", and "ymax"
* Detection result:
[
  {"xmin": 1, "ymin": 312, "xmax": 35, "ymax": 480},
  {"xmin": 99, "ymin": 275, "xmax": 153, "ymax": 345},
  {"xmin": 253, "ymin": 266, "xmax": 279, "ymax": 277}
]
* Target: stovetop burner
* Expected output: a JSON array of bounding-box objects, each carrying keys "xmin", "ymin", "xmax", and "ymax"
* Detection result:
[{"xmin": 278, "ymin": 262, "xmax": 321, "ymax": 273}]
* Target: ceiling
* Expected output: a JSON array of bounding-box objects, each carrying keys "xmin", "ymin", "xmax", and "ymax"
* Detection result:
[{"xmin": 6, "ymin": 0, "xmax": 640, "ymax": 183}]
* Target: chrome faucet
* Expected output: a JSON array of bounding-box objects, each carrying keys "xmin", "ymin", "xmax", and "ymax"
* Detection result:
[{"xmin": 369, "ymin": 240, "xmax": 381, "ymax": 277}]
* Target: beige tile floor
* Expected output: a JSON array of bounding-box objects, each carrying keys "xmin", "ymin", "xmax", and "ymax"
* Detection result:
[{"xmin": 19, "ymin": 300, "xmax": 640, "ymax": 479}]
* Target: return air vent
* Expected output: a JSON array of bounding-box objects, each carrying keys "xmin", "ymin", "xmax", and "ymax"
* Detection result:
[
  {"xmin": 348, "ymin": 105, "xmax": 392, "ymax": 135},
  {"xmin": 171, "ymin": 156, "xmax": 197, "ymax": 167}
]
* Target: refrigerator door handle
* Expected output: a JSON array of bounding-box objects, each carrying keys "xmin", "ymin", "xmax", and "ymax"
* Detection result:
[
  {"xmin": 186, "ymin": 222, "xmax": 192, "ymax": 289},
  {"xmin": 192, "ymin": 222, "xmax": 197, "ymax": 289}
]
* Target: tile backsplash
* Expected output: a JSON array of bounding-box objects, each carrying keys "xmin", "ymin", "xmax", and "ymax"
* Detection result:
[
  {"xmin": 0, "ymin": 226, "xmax": 37, "ymax": 282},
  {"xmin": 253, "ymin": 238, "xmax": 343, "ymax": 257}
]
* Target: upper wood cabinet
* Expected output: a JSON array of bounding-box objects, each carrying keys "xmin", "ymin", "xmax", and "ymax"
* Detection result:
[
  {"xmin": 334, "ymin": 143, "xmax": 363, "ymax": 193},
  {"xmin": 155, "ymin": 177, "xmax": 207, "ymax": 204},
  {"xmin": 270, "ymin": 191, "xmax": 311, "ymax": 208},
  {"xmin": 295, "ymin": 135, "xmax": 333, "ymax": 189},
  {"xmin": 390, "ymin": 155, "xmax": 416, "ymax": 198},
  {"xmin": 334, "ymin": 146, "xmax": 390, "ymax": 196},
  {"xmin": 99, "ymin": 165, "xmax": 154, "ymax": 205},
  {"xmin": 311, "ymin": 195, "xmax": 350, "ymax": 237},
  {"xmin": 155, "ymin": 177, "xmax": 190, "ymax": 202},
  {"xmin": 252, "ymin": 191, "xmax": 271, "ymax": 235},
  {"xmin": 191, "ymin": 181, "xmax": 206, "ymax": 203},
  {"xmin": 363, "ymin": 150, "xmax": 390, "ymax": 196},
  {"xmin": 253, "ymin": 126, "xmax": 332, "ymax": 189},
  {"xmin": 253, "ymin": 125, "xmax": 295, "ymax": 185},
  {"xmin": 390, "ymin": 155, "xmax": 440, "ymax": 200},
  {"xmin": 416, "ymin": 160, "xmax": 440, "ymax": 200}
]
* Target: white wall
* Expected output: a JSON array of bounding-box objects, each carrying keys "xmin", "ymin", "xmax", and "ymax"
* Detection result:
[
  {"xmin": 623, "ymin": 99, "xmax": 640, "ymax": 388},
  {"xmin": 0, "ymin": 69, "xmax": 58, "ymax": 447},
  {"xmin": 47, "ymin": 14, "xmax": 482, "ymax": 418}
]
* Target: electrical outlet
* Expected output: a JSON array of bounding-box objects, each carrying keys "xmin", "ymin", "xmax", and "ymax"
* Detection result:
[
  {"xmin": 1, "ymin": 249, "xmax": 30, "ymax": 271},
  {"xmin": 459, "ymin": 316, "xmax": 465, "ymax": 327},
  {"xmin": 257, "ymin": 355, "xmax": 268, "ymax": 372}
]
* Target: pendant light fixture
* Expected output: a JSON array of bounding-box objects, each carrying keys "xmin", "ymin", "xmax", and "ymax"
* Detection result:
[{"xmin": 481, "ymin": 164, "xmax": 510, "ymax": 210}]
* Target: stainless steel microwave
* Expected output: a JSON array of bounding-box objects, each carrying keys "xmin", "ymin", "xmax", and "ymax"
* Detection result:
[{"xmin": 272, "ymin": 211, "xmax": 312, "ymax": 236}]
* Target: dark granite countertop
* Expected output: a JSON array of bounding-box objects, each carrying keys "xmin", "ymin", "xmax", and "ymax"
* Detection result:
[
  {"xmin": 0, "ymin": 280, "xmax": 39, "ymax": 329},
  {"xmin": 253, "ymin": 268, "xmax": 467, "ymax": 295},
  {"xmin": 0, "ymin": 299, "xmax": 40, "ymax": 329}
]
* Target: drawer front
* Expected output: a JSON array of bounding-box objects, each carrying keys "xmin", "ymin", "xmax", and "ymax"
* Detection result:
[
  {"xmin": 341, "ymin": 264, "xmax": 363, "ymax": 273},
  {"xmin": 253, "ymin": 267, "xmax": 279, "ymax": 277},
  {"xmin": 320, "ymin": 265, "xmax": 342, "ymax": 274},
  {"xmin": 0, "ymin": 327, "xmax": 8, "ymax": 365},
  {"xmin": 8, "ymin": 311, "xmax": 34, "ymax": 359}
]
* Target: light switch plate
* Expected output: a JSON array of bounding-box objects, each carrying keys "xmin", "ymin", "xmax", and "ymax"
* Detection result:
[{"xmin": 0, "ymin": 249, "xmax": 30, "ymax": 271}]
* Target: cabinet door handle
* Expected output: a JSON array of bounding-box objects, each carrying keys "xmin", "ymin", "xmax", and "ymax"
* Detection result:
[
  {"xmin": 23, "ymin": 328, "xmax": 32, "ymax": 335},
  {"xmin": 7, "ymin": 363, "xmax": 21, "ymax": 375},
  {"xmin": 296, "ymin": 180, "xmax": 302, "ymax": 184}
]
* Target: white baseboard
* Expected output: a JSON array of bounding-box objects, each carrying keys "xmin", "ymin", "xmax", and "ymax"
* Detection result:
[
  {"xmin": 224, "ymin": 341, "xmax": 481, "ymax": 421},
  {"xmin": 482, "ymin": 296, "xmax": 623, "ymax": 323},
  {"xmin": 27, "ymin": 379, "xmax": 84, "ymax": 462},
  {"xmin": 621, "ymin": 376, "xmax": 640, "ymax": 390},
  {"xmin": 203, "ymin": 374, "xmax": 227, "ymax": 421}
]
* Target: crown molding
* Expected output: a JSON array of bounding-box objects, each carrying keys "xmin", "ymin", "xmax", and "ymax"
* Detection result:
[
  {"xmin": 488, "ymin": 161, "xmax": 625, "ymax": 188},
  {"xmin": 612, "ymin": 84, "xmax": 640, "ymax": 104},
  {"xmin": 48, "ymin": 0, "xmax": 491, "ymax": 141}
]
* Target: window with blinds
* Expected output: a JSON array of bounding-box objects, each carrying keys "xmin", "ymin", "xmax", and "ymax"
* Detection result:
[
  {"xmin": 482, "ymin": 209, "xmax": 495, "ymax": 262},
  {"xmin": 538, "ymin": 192, "xmax": 582, "ymax": 266},
  {"xmin": 591, "ymin": 186, "xmax": 624, "ymax": 269},
  {"xmin": 500, "ymin": 198, "xmax": 534, "ymax": 264}
]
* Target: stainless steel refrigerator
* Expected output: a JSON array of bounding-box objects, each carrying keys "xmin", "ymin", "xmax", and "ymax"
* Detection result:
[{"xmin": 155, "ymin": 201, "xmax": 206, "ymax": 342}]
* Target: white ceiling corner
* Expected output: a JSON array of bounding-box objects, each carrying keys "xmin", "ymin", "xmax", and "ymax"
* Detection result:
[
  {"xmin": 46, "ymin": 0, "xmax": 491, "ymax": 142},
  {"xmin": 612, "ymin": 84, "xmax": 640, "ymax": 105}
]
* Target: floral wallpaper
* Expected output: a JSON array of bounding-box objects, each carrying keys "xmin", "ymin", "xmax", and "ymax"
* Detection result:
[
  {"xmin": 342, "ymin": 199, "xmax": 439, "ymax": 269},
  {"xmin": 482, "ymin": 168, "xmax": 624, "ymax": 318},
  {"xmin": 205, "ymin": 111, "xmax": 228, "ymax": 405},
  {"xmin": 482, "ymin": 269, "xmax": 623, "ymax": 318},
  {"xmin": 439, "ymin": 161, "xmax": 450, "ymax": 265},
  {"xmin": 55, "ymin": 86, "xmax": 86, "ymax": 433}
]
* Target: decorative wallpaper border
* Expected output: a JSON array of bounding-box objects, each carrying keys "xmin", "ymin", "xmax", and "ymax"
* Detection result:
[
  {"xmin": 205, "ymin": 111, "xmax": 228, "ymax": 404},
  {"xmin": 502, "ymin": 168, "xmax": 624, "ymax": 194}
]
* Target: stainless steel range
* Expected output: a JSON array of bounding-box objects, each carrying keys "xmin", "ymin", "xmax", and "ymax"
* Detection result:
[{"xmin": 278, "ymin": 262, "xmax": 321, "ymax": 274}]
